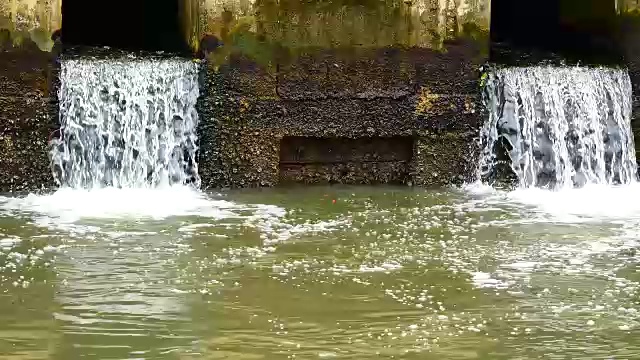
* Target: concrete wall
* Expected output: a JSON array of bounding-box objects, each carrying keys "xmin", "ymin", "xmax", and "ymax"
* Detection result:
[
  {"xmin": 0, "ymin": 1, "xmax": 60, "ymax": 192},
  {"xmin": 0, "ymin": 0, "xmax": 61, "ymax": 51},
  {"xmin": 0, "ymin": 0, "xmax": 490, "ymax": 192},
  {"xmin": 620, "ymin": 0, "xmax": 640, "ymax": 12},
  {"xmin": 199, "ymin": 0, "xmax": 490, "ymax": 50},
  {"xmin": 0, "ymin": 45, "xmax": 57, "ymax": 193},
  {"xmin": 0, "ymin": 0, "xmax": 635, "ymax": 192},
  {"xmin": 197, "ymin": 0, "xmax": 490, "ymax": 188},
  {"xmin": 197, "ymin": 44, "xmax": 484, "ymax": 188}
]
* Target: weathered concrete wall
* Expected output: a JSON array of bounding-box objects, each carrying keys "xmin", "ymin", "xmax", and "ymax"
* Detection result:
[
  {"xmin": 200, "ymin": 0, "xmax": 490, "ymax": 50},
  {"xmin": 1, "ymin": 0, "xmax": 201, "ymax": 52},
  {"xmin": 0, "ymin": 1, "xmax": 60, "ymax": 193},
  {"xmin": 181, "ymin": 0, "xmax": 202, "ymax": 52},
  {"xmin": 0, "ymin": 0, "xmax": 635, "ymax": 191},
  {"xmin": 0, "ymin": 0, "xmax": 489, "ymax": 192},
  {"xmin": 196, "ymin": 0, "xmax": 489, "ymax": 188},
  {"xmin": 0, "ymin": 0, "xmax": 61, "ymax": 52},
  {"xmin": 198, "ymin": 44, "xmax": 484, "ymax": 188},
  {"xmin": 619, "ymin": 0, "xmax": 640, "ymax": 12},
  {"xmin": 0, "ymin": 44, "xmax": 57, "ymax": 193}
]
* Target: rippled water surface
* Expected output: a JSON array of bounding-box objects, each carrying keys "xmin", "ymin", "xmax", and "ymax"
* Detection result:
[{"xmin": 0, "ymin": 185, "xmax": 639, "ymax": 359}]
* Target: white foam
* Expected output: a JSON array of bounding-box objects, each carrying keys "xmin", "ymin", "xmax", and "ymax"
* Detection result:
[
  {"xmin": 507, "ymin": 183, "xmax": 640, "ymax": 221},
  {"xmin": 467, "ymin": 182, "xmax": 640, "ymax": 223},
  {"xmin": 454, "ymin": 181, "xmax": 640, "ymax": 307},
  {"xmin": 472, "ymin": 272, "xmax": 508, "ymax": 289},
  {"xmin": 0, "ymin": 186, "xmax": 243, "ymax": 224},
  {"xmin": 359, "ymin": 262, "xmax": 403, "ymax": 273},
  {"xmin": 0, "ymin": 186, "xmax": 352, "ymax": 249}
]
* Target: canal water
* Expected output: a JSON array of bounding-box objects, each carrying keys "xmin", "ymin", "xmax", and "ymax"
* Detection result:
[
  {"xmin": 0, "ymin": 59, "xmax": 638, "ymax": 358},
  {"xmin": 0, "ymin": 184, "xmax": 638, "ymax": 359}
]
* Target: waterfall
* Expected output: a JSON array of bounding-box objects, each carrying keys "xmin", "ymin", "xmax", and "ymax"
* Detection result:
[
  {"xmin": 480, "ymin": 66, "xmax": 637, "ymax": 189},
  {"xmin": 50, "ymin": 58, "xmax": 200, "ymax": 189}
]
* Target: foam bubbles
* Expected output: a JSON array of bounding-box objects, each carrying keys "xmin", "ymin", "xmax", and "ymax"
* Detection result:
[
  {"xmin": 0, "ymin": 186, "xmax": 237, "ymax": 222},
  {"xmin": 464, "ymin": 182, "xmax": 640, "ymax": 223}
]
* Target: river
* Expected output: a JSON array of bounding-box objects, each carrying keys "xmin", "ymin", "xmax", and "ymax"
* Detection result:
[{"xmin": 0, "ymin": 184, "xmax": 638, "ymax": 359}]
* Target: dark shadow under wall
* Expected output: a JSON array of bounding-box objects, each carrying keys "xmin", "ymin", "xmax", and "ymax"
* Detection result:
[
  {"xmin": 61, "ymin": 0, "xmax": 189, "ymax": 53},
  {"xmin": 490, "ymin": 0, "xmax": 623, "ymax": 66},
  {"xmin": 279, "ymin": 136, "xmax": 414, "ymax": 185}
]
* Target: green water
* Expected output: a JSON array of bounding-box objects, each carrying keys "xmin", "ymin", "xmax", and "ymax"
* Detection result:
[{"xmin": 0, "ymin": 186, "xmax": 638, "ymax": 359}]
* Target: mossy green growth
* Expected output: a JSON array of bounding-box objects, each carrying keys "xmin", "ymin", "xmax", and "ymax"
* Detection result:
[
  {"xmin": 619, "ymin": 6, "xmax": 640, "ymax": 18},
  {"xmin": 0, "ymin": 27, "xmax": 53, "ymax": 51},
  {"xmin": 206, "ymin": 15, "xmax": 285, "ymax": 73},
  {"xmin": 0, "ymin": 28, "xmax": 10, "ymax": 47},
  {"xmin": 461, "ymin": 22, "xmax": 488, "ymax": 42},
  {"xmin": 203, "ymin": 0, "xmax": 490, "ymax": 69},
  {"xmin": 479, "ymin": 72, "xmax": 488, "ymax": 88},
  {"xmin": 461, "ymin": 21, "xmax": 489, "ymax": 57}
]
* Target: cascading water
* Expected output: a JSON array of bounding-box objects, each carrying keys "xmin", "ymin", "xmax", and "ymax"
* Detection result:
[
  {"xmin": 480, "ymin": 66, "xmax": 637, "ymax": 189},
  {"xmin": 50, "ymin": 58, "xmax": 200, "ymax": 189}
]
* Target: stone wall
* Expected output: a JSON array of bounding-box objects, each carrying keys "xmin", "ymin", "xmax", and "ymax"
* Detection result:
[
  {"xmin": 200, "ymin": 0, "xmax": 490, "ymax": 50},
  {"xmin": 0, "ymin": 0, "xmax": 61, "ymax": 51},
  {"xmin": 0, "ymin": 0, "xmax": 490, "ymax": 192},
  {"xmin": 0, "ymin": 41, "xmax": 57, "ymax": 193},
  {"xmin": 0, "ymin": 1, "xmax": 60, "ymax": 193},
  {"xmin": 196, "ymin": 0, "xmax": 489, "ymax": 188},
  {"xmin": 198, "ymin": 43, "xmax": 484, "ymax": 189},
  {"xmin": 3, "ymin": 0, "xmax": 639, "ymax": 192}
]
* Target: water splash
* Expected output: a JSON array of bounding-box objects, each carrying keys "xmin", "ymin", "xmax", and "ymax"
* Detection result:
[
  {"xmin": 50, "ymin": 58, "xmax": 200, "ymax": 189},
  {"xmin": 14, "ymin": 56, "xmax": 307, "ymax": 233},
  {"xmin": 480, "ymin": 66, "xmax": 636, "ymax": 189}
]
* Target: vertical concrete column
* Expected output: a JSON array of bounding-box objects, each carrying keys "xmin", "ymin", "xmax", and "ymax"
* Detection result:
[{"xmin": 179, "ymin": 0, "xmax": 202, "ymax": 53}]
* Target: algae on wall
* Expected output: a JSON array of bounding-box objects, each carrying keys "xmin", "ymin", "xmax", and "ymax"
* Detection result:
[
  {"xmin": 0, "ymin": 0, "xmax": 61, "ymax": 51},
  {"xmin": 180, "ymin": 0, "xmax": 202, "ymax": 53},
  {"xmin": 200, "ymin": 0, "xmax": 490, "ymax": 53},
  {"xmin": 0, "ymin": 0, "xmax": 489, "ymax": 54},
  {"xmin": 619, "ymin": 0, "xmax": 640, "ymax": 12}
]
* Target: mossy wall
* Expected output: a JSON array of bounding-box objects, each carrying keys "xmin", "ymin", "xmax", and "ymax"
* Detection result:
[
  {"xmin": 0, "ymin": 0, "xmax": 490, "ymax": 191},
  {"xmin": 181, "ymin": 0, "xmax": 202, "ymax": 52},
  {"xmin": 197, "ymin": 44, "xmax": 485, "ymax": 188},
  {"xmin": 198, "ymin": 0, "xmax": 489, "ymax": 63},
  {"xmin": 2, "ymin": 0, "xmax": 639, "ymax": 191},
  {"xmin": 0, "ymin": 0, "xmax": 61, "ymax": 52},
  {"xmin": 3, "ymin": 0, "xmax": 492, "ymax": 53},
  {"xmin": 0, "ymin": 1, "xmax": 60, "ymax": 193},
  {"xmin": 196, "ymin": 0, "xmax": 489, "ymax": 188},
  {"xmin": 0, "ymin": 45, "xmax": 57, "ymax": 193},
  {"xmin": 0, "ymin": 0, "xmax": 491, "ymax": 55},
  {"xmin": 619, "ymin": 0, "xmax": 640, "ymax": 12},
  {"xmin": 1, "ymin": 0, "xmax": 201, "ymax": 52}
]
